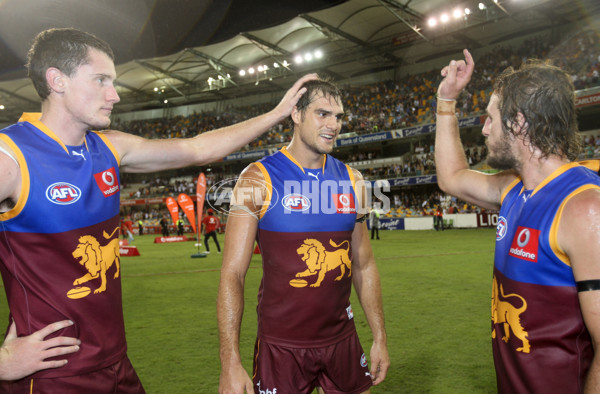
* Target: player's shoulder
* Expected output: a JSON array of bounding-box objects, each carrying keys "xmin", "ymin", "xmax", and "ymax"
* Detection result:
[
  {"xmin": 238, "ymin": 162, "xmax": 266, "ymax": 182},
  {"xmin": 560, "ymin": 187, "xmax": 600, "ymax": 228},
  {"xmin": 349, "ymin": 166, "xmax": 364, "ymax": 181}
]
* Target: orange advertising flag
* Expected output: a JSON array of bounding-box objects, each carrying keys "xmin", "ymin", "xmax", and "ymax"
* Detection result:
[
  {"xmin": 177, "ymin": 193, "xmax": 196, "ymax": 233},
  {"xmin": 165, "ymin": 196, "xmax": 179, "ymax": 226},
  {"xmin": 196, "ymin": 173, "xmax": 206, "ymax": 236}
]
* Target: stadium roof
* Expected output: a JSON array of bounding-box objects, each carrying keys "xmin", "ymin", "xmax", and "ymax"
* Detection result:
[{"xmin": 0, "ymin": 0, "xmax": 598, "ymax": 123}]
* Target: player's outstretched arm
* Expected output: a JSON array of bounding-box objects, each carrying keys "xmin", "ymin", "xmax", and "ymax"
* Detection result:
[
  {"xmin": 111, "ymin": 74, "xmax": 318, "ymax": 174},
  {"xmin": 0, "ymin": 320, "xmax": 80, "ymax": 381}
]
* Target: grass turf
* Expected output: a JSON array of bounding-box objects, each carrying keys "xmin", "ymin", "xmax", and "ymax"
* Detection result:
[{"xmin": 0, "ymin": 228, "xmax": 498, "ymax": 393}]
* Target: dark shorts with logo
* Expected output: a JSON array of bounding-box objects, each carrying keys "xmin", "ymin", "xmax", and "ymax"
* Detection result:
[
  {"xmin": 0, "ymin": 355, "xmax": 145, "ymax": 394},
  {"xmin": 252, "ymin": 331, "xmax": 372, "ymax": 394}
]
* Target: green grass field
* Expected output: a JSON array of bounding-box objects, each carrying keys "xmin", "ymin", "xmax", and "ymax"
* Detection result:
[{"xmin": 0, "ymin": 228, "xmax": 498, "ymax": 393}]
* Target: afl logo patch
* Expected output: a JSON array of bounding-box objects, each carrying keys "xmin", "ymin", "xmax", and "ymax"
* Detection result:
[
  {"xmin": 46, "ymin": 182, "xmax": 82, "ymax": 205},
  {"xmin": 282, "ymin": 194, "xmax": 311, "ymax": 212},
  {"xmin": 496, "ymin": 216, "xmax": 508, "ymax": 241}
]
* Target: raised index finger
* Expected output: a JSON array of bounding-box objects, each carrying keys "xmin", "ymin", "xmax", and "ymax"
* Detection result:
[{"xmin": 463, "ymin": 49, "xmax": 474, "ymax": 74}]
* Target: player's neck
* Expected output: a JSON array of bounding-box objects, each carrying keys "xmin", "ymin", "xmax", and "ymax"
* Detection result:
[
  {"xmin": 285, "ymin": 142, "xmax": 325, "ymax": 170},
  {"xmin": 519, "ymin": 155, "xmax": 571, "ymax": 190},
  {"xmin": 40, "ymin": 103, "xmax": 88, "ymax": 146}
]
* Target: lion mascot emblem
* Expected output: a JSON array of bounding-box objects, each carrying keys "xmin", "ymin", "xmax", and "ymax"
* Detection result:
[
  {"xmin": 491, "ymin": 276, "xmax": 530, "ymax": 353},
  {"xmin": 72, "ymin": 228, "xmax": 121, "ymax": 294},
  {"xmin": 295, "ymin": 238, "xmax": 351, "ymax": 287}
]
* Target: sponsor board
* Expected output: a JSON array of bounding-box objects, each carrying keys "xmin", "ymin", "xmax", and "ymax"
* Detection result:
[
  {"xmin": 154, "ymin": 236, "xmax": 192, "ymax": 244},
  {"xmin": 119, "ymin": 245, "xmax": 140, "ymax": 256}
]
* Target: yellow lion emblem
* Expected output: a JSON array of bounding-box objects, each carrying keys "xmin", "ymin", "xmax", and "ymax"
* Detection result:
[
  {"xmin": 491, "ymin": 276, "xmax": 530, "ymax": 353},
  {"xmin": 295, "ymin": 238, "xmax": 351, "ymax": 287},
  {"xmin": 72, "ymin": 228, "xmax": 120, "ymax": 294}
]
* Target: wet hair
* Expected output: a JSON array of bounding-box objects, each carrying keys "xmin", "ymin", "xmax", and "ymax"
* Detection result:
[
  {"xmin": 291, "ymin": 78, "xmax": 343, "ymax": 127},
  {"xmin": 493, "ymin": 60, "xmax": 581, "ymax": 160},
  {"xmin": 26, "ymin": 28, "xmax": 115, "ymax": 100}
]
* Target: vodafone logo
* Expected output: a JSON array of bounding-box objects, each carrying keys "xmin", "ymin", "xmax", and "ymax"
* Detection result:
[
  {"xmin": 282, "ymin": 194, "xmax": 310, "ymax": 211},
  {"xmin": 509, "ymin": 226, "xmax": 540, "ymax": 262},
  {"xmin": 334, "ymin": 193, "xmax": 356, "ymax": 214},
  {"xmin": 102, "ymin": 170, "xmax": 115, "ymax": 186},
  {"xmin": 516, "ymin": 228, "xmax": 531, "ymax": 247},
  {"xmin": 46, "ymin": 182, "xmax": 82, "ymax": 205},
  {"xmin": 94, "ymin": 167, "xmax": 119, "ymax": 197}
]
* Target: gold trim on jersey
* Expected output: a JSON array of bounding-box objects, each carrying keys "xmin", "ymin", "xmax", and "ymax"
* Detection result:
[
  {"xmin": 0, "ymin": 134, "xmax": 30, "ymax": 221},
  {"xmin": 531, "ymin": 162, "xmax": 580, "ymax": 199},
  {"xmin": 254, "ymin": 162, "xmax": 273, "ymax": 220},
  {"xmin": 280, "ymin": 146, "xmax": 326, "ymax": 174},
  {"xmin": 500, "ymin": 177, "xmax": 521, "ymax": 205},
  {"xmin": 94, "ymin": 131, "xmax": 121, "ymax": 166},
  {"xmin": 19, "ymin": 113, "xmax": 71, "ymax": 154}
]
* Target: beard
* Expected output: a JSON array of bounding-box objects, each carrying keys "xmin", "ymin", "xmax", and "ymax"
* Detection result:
[{"xmin": 485, "ymin": 132, "xmax": 518, "ymax": 170}]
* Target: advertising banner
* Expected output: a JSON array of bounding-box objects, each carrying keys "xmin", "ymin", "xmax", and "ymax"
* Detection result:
[{"xmin": 177, "ymin": 193, "xmax": 196, "ymax": 233}]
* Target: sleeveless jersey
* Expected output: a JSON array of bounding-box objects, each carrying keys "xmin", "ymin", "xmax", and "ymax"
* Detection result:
[
  {"xmin": 0, "ymin": 113, "xmax": 125, "ymax": 378},
  {"xmin": 493, "ymin": 162, "xmax": 600, "ymax": 393},
  {"xmin": 254, "ymin": 147, "xmax": 358, "ymax": 347}
]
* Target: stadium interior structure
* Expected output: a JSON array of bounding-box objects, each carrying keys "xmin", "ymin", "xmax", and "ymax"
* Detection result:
[{"xmin": 0, "ymin": 0, "xmax": 598, "ymax": 232}]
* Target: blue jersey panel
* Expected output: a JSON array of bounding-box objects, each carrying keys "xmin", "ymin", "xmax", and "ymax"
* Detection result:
[{"xmin": 0, "ymin": 121, "xmax": 120, "ymax": 233}]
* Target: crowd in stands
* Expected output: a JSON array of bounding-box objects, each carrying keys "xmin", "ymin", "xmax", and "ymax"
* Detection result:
[
  {"xmin": 113, "ymin": 27, "xmax": 599, "ymax": 150},
  {"xmin": 118, "ymin": 25, "xmax": 600, "ymax": 224}
]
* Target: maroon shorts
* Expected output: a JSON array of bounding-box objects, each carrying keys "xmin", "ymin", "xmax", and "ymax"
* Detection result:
[
  {"xmin": 252, "ymin": 332, "xmax": 372, "ymax": 394},
  {"xmin": 0, "ymin": 355, "xmax": 145, "ymax": 394}
]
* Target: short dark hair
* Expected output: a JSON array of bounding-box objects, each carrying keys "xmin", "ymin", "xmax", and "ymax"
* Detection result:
[
  {"xmin": 291, "ymin": 78, "xmax": 343, "ymax": 128},
  {"xmin": 26, "ymin": 28, "xmax": 115, "ymax": 100},
  {"xmin": 494, "ymin": 60, "xmax": 581, "ymax": 161}
]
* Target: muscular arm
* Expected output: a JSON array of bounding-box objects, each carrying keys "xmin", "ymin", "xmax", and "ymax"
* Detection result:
[
  {"xmin": 217, "ymin": 165, "xmax": 265, "ymax": 394},
  {"xmin": 559, "ymin": 189, "xmax": 600, "ymax": 393},
  {"xmin": 434, "ymin": 49, "xmax": 514, "ymax": 210},
  {"xmin": 350, "ymin": 169, "xmax": 389, "ymax": 385},
  {"xmin": 107, "ymin": 74, "xmax": 316, "ymax": 173}
]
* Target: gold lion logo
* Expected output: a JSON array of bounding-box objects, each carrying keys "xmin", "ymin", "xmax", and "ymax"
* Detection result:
[
  {"xmin": 491, "ymin": 276, "xmax": 530, "ymax": 353},
  {"xmin": 72, "ymin": 228, "xmax": 120, "ymax": 294},
  {"xmin": 295, "ymin": 239, "xmax": 351, "ymax": 287}
]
